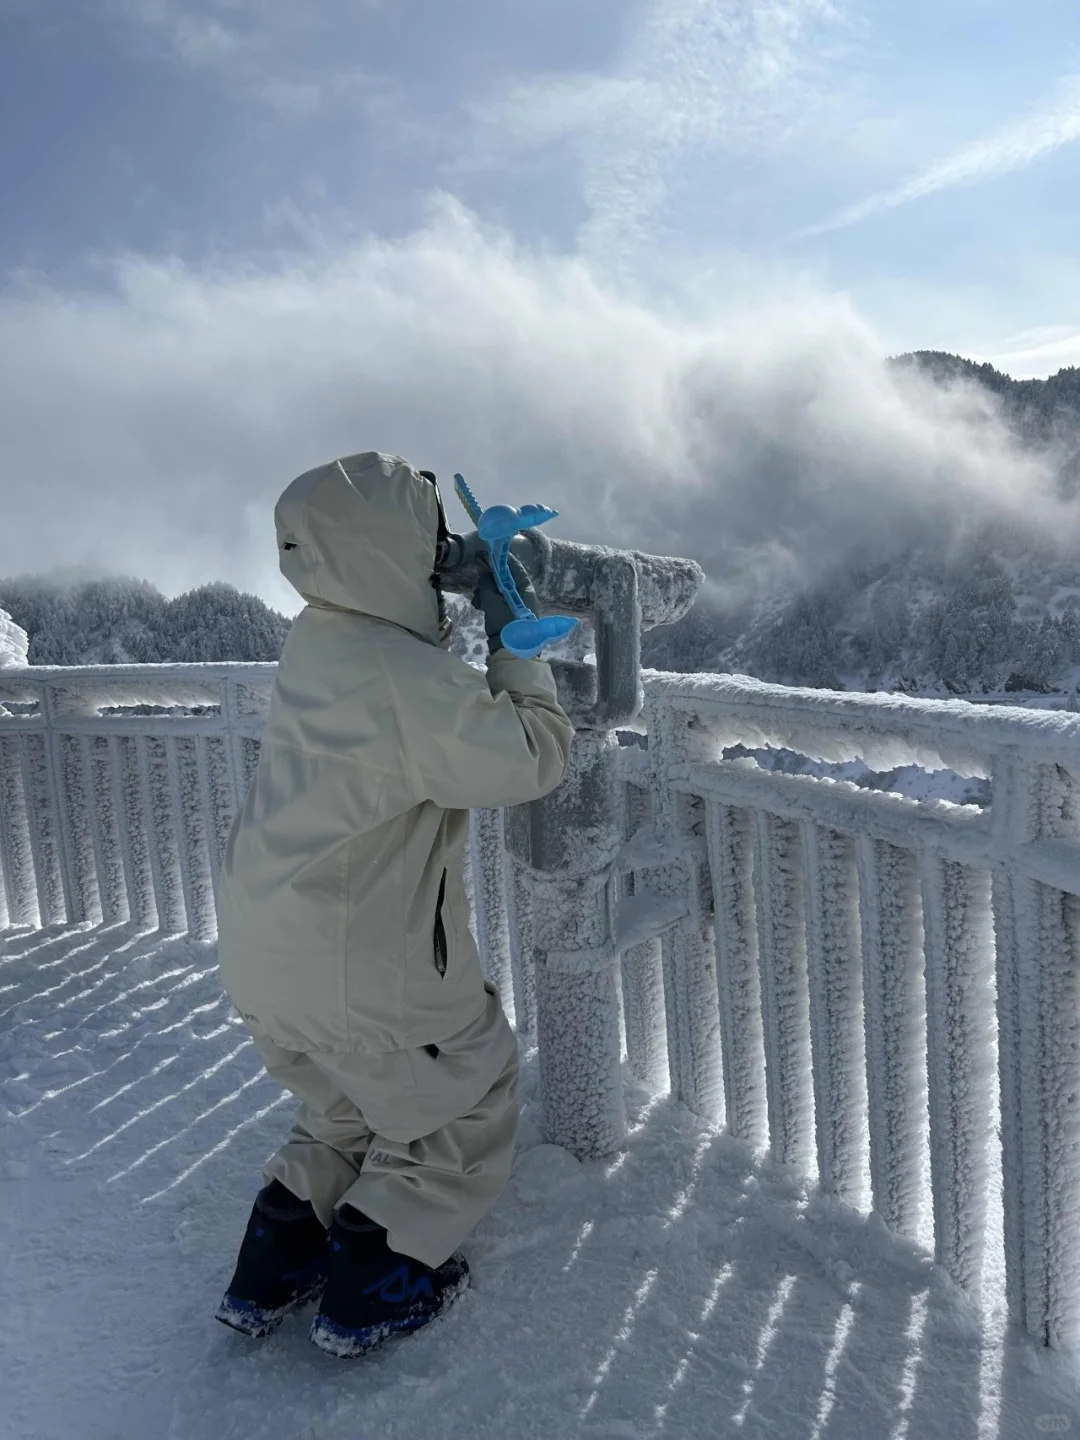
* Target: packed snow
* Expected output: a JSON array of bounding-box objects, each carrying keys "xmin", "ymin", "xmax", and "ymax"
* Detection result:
[{"xmin": 2, "ymin": 921, "xmax": 1079, "ymax": 1439}]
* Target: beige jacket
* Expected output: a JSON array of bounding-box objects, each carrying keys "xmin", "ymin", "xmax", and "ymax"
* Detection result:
[{"xmin": 217, "ymin": 452, "xmax": 574, "ymax": 1053}]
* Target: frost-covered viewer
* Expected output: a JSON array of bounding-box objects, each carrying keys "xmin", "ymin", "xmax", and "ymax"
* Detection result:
[{"xmin": 214, "ymin": 452, "xmax": 574, "ymax": 1356}]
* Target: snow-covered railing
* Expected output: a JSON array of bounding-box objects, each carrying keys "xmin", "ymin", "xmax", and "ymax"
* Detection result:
[
  {"xmin": 0, "ymin": 664, "xmax": 275, "ymax": 940},
  {"xmin": 471, "ymin": 672, "xmax": 1080, "ymax": 1352},
  {"xmin": 3, "ymin": 659, "xmax": 1080, "ymax": 1350}
]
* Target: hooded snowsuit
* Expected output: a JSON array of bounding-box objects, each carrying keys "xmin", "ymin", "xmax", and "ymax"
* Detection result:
[{"xmin": 216, "ymin": 452, "xmax": 574, "ymax": 1267}]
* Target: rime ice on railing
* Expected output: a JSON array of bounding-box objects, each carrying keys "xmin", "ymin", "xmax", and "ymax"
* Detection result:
[
  {"xmin": 0, "ymin": 664, "xmax": 276, "ymax": 938},
  {"xmin": 4, "ymin": 656, "xmax": 1080, "ymax": 1351},
  {"xmin": 467, "ymin": 668, "xmax": 1080, "ymax": 1351},
  {"xmin": 624, "ymin": 673, "xmax": 1080, "ymax": 1352}
]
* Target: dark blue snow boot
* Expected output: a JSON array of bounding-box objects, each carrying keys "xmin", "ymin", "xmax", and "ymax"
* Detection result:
[
  {"xmin": 215, "ymin": 1179, "xmax": 329, "ymax": 1338},
  {"xmin": 309, "ymin": 1205, "xmax": 470, "ymax": 1359}
]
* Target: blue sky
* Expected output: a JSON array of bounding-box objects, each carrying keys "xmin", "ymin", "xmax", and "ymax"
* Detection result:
[{"xmin": 2, "ymin": 0, "xmax": 1079, "ymax": 600}]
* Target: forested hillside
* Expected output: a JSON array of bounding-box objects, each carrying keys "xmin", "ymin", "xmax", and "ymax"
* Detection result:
[
  {"xmin": 0, "ymin": 575, "xmax": 291, "ymax": 666},
  {"xmin": 644, "ymin": 356, "xmax": 1080, "ymax": 699}
]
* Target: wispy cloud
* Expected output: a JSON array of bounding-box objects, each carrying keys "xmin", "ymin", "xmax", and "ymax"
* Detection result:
[
  {"xmin": 468, "ymin": 74, "xmax": 646, "ymax": 152},
  {"xmin": 800, "ymin": 74, "xmax": 1080, "ymax": 237},
  {"xmin": 471, "ymin": 0, "xmax": 851, "ymax": 274}
]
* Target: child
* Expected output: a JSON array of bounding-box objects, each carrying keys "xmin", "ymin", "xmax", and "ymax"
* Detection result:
[{"xmin": 214, "ymin": 452, "xmax": 573, "ymax": 1357}]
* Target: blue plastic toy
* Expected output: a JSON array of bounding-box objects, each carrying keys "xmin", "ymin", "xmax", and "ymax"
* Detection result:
[{"xmin": 454, "ymin": 473, "xmax": 579, "ymax": 659}]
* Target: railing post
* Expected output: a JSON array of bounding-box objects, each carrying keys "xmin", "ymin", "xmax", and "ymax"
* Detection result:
[
  {"xmin": 42, "ymin": 685, "xmax": 89, "ymax": 921},
  {"xmin": 204, "ymin": 734, "xmax": 239, "ymax": 888},
  {"xmin": 194, "ymin": 735, "xmax": 220, "ymax": 919},
  {"xmin": 141, "ymin": 735, "xmax": 186, "ymax": 934},
  {"xmin": 992, "ymin": 752, "xmax": 1080, "ymax": 1348},
  {"xmin": 0, "ymin": 734, "xmax": 36, "ymax": 929},
  {"xmin": 802, "ymin": 822, "xmax": 865, "ymax": 1204},
  {"xmin": 114, "ymin": 735, "xmax": 155, "ymax": 930},
  {"xmin": 219, "ymin": 675, "xmax": 252, "ymax": 816},
  {"xmin": 619, "ymin": 937, "xmax": 668, "ymax": 1090},
  {"xmin": 84, "ymin": 733, "xmax": 125, "ymax": 925},
  {"xmin": 19, "ymin": 729, "xmax": 65, "ymax": 928},
  {"xmin": 753, "ymin": 810, "xmax": 812, "ymax": 1169},
  {"xmin": 614, "ymin": 774, "xmax": 663, "ymax": 1087},
  {"xmin": 705, "ymin": 800, "xmax": 766, "ymax": 1146},
  {"xmin": 643, "ymin": 703, "xmax": 725, "ymax": 1125},
  {"xmin": 58, "ymin": 731, "xmax": 101, "ymax": 925},
  {"xmin": 855, "ymin": 836, "xmax": 927, "ymax": 1241},
  {"xmin": 30, "ymin": 685, "xmax": 73, "ymax": 921},
  {"xmin": 920, "ymin": 851, "xmax": 995, "ymax": 1295},
  {"xmin": 169, "ymin": 736, "xmax": 215, "ymax": 941}
]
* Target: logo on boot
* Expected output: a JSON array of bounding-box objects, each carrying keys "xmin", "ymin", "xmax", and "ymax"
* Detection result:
[{"xmin": 362, "ymin": 1265, "xmax": 435, "ymax": 1306}]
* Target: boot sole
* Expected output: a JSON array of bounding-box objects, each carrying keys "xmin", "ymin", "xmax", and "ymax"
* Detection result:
[
  {"xmin": 308, "ymin": 1272, "xmax": 470, "ymax": 1359},
  {"xmin": 216, "ymin": 1278, "xmax": 326, "ymax": 1338}
]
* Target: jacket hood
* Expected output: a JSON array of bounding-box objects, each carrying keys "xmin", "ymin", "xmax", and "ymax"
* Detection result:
[{"xmin": 275, "ymin": 452, "xmax": 442, "ymax": 644}]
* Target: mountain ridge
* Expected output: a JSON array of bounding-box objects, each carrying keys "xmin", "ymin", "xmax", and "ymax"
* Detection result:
[{"xmin": 642, "ymin": 352, "xmax": 1080, "ymax": 700}]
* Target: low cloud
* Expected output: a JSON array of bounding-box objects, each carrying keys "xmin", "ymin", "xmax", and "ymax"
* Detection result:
[{"xmin": 0, "ymin": 200, "xmax": 1067, "ymax": 616}]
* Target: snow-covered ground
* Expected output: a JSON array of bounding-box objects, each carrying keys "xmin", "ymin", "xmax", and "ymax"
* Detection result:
[{"xmin": 2, "ymin": 922, "xmax": 1079, "ymax": 1440}]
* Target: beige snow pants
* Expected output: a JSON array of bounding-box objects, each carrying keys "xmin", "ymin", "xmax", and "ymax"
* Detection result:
[{"xmin": 248, "ymin": 983, "xmax": 518, "ymax": 1269}]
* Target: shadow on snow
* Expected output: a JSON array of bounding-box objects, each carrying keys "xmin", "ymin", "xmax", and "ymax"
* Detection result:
[{"xmin": 1, "ymin": 922, "xmax": 1076, "ymax": 1440}]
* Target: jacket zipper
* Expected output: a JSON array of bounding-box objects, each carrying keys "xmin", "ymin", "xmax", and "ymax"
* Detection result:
[{"xmin": 433, "ymin": 869, "xmax": 448, "ymax": 977}]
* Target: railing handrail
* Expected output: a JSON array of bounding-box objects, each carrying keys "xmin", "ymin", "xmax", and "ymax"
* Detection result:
[
  {"xmin": 644, "ymin": 668, "xmax": 1080, "ymax": 775},
  {"xmin": 0, "ymin": 661, "xmax": 278, "ymax": 682}
]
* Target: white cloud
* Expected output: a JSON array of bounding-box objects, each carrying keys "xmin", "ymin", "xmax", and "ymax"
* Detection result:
[
  {"xmin": 800, "ymin": 73, "xmax": 1080, "ymax": 237},
  {"xmin": 0, "ymin": 201, "xmax": 1069, "ymax": 615}
]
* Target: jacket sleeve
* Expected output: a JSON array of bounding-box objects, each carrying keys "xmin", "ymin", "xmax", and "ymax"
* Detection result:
[{"xmin": 393, "ymin": 648, "xmax": 575, "ymax": 810}]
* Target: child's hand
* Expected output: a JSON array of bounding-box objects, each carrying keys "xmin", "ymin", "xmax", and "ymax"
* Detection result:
[{"xmin": 471, "ymin": 555, "xmax": 539, "ymax": 653}]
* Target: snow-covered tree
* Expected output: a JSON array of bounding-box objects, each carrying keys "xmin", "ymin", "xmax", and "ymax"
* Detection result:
[
  {"xmin": 0, "ymin": 605, "xmax": 29, "ymax": 668},
  {"xmin": 0, "ymin": 575, "xmax": 291, "ymax": 666}
]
